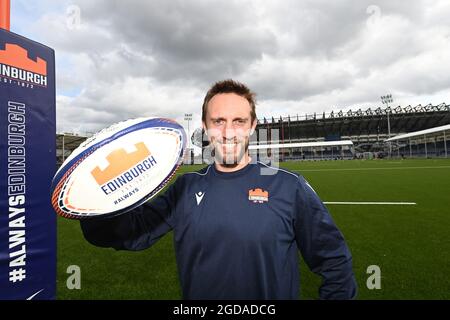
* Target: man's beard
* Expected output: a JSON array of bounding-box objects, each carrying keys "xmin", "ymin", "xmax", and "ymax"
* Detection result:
[{"xmin": 212, "ymin": 137, "xmax": 249, "ymax": 168}]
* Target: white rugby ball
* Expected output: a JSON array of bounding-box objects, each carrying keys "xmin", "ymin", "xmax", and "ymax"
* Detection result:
[{"xmin": 51, "ymin": 117, "xmax": 186, "ymax": 219}]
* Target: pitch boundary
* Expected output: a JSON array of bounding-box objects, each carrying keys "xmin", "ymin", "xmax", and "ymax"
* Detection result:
[{"xmin": 324, "ymin": 201, "xmax": 417, "ymax": 205}]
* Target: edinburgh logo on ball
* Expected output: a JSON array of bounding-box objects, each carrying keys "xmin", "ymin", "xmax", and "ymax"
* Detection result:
[{"xmin": 91, "ymin": 142, "xmax": 157, "ymax": 205}]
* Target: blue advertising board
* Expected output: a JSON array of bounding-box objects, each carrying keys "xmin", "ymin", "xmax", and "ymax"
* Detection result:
[{"xmin": 0, "ymin": 28, "xmax": 56, "ymax": 300}]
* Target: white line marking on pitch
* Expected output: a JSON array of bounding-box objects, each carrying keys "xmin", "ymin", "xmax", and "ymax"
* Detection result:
[
  {"xmin": 324, "ymin": 201, "xmax": 417, "ymax": 205},
  {"xmin": 294, "ymin": 166, "xmax": 450, "ymax": 172}
]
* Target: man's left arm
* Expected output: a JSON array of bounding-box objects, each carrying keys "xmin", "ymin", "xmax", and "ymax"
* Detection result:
[{"xmin": 293, "ymin": 176, "xmax": 357, "ymax": 300}]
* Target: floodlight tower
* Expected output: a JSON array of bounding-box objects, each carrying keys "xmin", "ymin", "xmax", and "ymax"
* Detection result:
[
  {"xmin": 381, "ymin": 94, "xmax": 394, "ymax": 157},
  {"xmin": 184, "ymin": 113, "xmax": 192, "ymax": 149}
]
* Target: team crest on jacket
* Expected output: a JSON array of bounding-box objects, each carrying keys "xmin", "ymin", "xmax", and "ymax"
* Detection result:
[{"xmin": 248, "ymin": 188, "xmax": 269, "ymax": 203}]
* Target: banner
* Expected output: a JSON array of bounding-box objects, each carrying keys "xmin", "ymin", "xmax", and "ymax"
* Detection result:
[{"xmin": 0, "ymin": 29, "xmax": 56, "ymax": 299}]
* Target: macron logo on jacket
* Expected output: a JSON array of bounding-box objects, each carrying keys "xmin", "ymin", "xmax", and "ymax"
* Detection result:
[{"xmin": 195, "ymin": 191, "xmax": 205, "ymax": 205}]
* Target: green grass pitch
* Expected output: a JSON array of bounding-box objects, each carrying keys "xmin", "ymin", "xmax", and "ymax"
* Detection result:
[{"xmin": 57, "ymin": 158, "xmax": 450, "ymax": 299}]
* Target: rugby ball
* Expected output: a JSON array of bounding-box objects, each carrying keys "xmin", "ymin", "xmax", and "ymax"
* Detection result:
[{"xmin": 51, "ymin": 117, "xmax": 186, "ymax": 219}]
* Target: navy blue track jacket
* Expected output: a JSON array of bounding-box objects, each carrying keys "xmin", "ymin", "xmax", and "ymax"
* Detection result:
[{"xmin": 80, "ymin": 161, "xmax": 357, "ymax": 299}]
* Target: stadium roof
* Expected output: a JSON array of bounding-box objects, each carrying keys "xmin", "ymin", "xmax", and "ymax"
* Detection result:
[
  {"xmin": 249, "ymin": 140, "xmax": 353, "ymax": 150},
  {"xmin": 257, "ymin": 103, "xmax": 450, "ymax": 124},
  {"xmin": 386, "ymin": 124, "xmax": 450, "ymax": 142},
  {"xmin": 256, "ymin": 103, "xmax": 450, "ymax": 145}
]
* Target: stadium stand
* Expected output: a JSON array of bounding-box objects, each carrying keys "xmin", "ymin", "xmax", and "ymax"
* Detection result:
[
  {"xmin": 56, "ymin": 133, "xmax": 91, "ymax": 168},
  {"xmin": 386, "ymin": 124, "xmax": 450, "ymax": 158},
  {"xmin": 255, "ymin": 103, "xmax": 450, "ymax": 159},
  {"xmin": 57, "ymin": 103, "xmax": 450, "ymax": 166}
]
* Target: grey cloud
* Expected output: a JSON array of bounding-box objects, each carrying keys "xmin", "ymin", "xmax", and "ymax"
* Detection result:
[
  {"xmin": 28, "ymin": 0, "xmax": 450, "ymax": 133},
  {"xmin": 67, "ymin": 0, "xmax": 277, "ymax": 82}
]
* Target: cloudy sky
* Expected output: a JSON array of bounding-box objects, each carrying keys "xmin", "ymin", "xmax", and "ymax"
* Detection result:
[{"xmin": 10, "ymin": 0, "xmax": 450, "ymax": 135}]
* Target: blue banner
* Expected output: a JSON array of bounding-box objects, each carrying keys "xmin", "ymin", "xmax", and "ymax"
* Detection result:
[{"xmin": 0, "ymin": 29, "xmax": 56, "ymax": 299}]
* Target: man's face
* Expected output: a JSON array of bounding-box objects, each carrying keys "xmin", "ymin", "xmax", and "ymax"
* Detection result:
[{"xmin": 203, "ymin": 93, "xmax": 256, "ymax": 167}]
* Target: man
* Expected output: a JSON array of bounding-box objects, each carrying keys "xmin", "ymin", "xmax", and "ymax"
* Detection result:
[{"xmin": 80, "ymin": 79, "xmax": 357, "ymax": 299}]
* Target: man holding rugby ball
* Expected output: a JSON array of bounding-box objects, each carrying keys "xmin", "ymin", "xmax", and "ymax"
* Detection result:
[{"xmin": 81, "ymin": 79, "xmax": 357, "ymax": 300}]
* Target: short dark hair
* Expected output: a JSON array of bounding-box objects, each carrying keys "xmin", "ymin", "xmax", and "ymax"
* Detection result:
[{"xmin": 202, "ymin": 79, "xmax": 257, "ymax": 124}]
